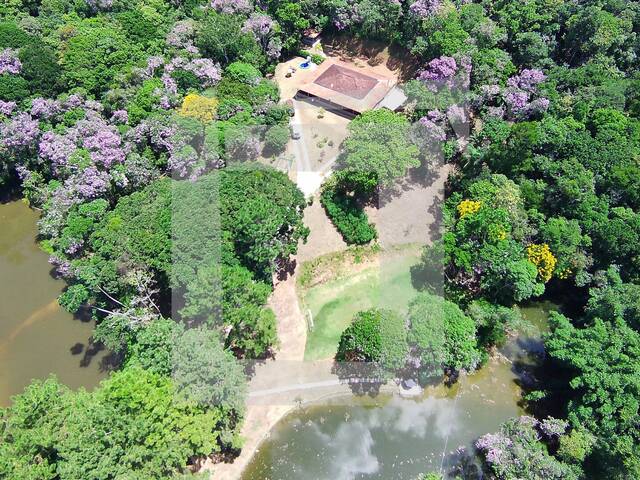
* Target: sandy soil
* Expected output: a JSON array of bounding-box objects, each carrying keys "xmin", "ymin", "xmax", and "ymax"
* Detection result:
[
  {"xmin": 366, "ymin": 163, "xmax": 452, "ymax": 248},
  {"xmin": 203, "ymin": 269, "xmax": 306, "ymax": 480},
  {"xmin": 321, "ymin": 33, "xmax": 419, "ymax": 82},
  {"xmin": 296, "ymin": 197, "xmax": 347, "ymax": 263}
]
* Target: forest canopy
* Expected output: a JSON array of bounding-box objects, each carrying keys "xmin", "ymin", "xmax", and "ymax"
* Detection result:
[{"xmin": 1, "ymin": 0, "xmax": 640, "ymax": 478}]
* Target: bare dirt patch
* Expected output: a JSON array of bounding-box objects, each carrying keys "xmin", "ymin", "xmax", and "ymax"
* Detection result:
[{"xmin": 321, "ymin": 33, "xmax": 420, "ymax": 82}]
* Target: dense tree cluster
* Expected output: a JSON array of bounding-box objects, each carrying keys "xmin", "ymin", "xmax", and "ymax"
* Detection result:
[
  {"xmin": 335, "ymin": 295, "xmax": 481, "ymax": 383},
  {"xmin": 0, "ymin": 365, "xmax": 245, "ymax": 479},
  {"xmin": 2, "ymin": 0, "xmax": 640, "ymax": 477},
  {"xmin": 0, "ymin": 0, "xmax": 307, "ymax": 475}
]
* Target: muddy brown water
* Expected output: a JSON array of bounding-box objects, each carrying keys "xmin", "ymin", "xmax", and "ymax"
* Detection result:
[{"xmin": 0, "ymin": 201, "xmax": 108, "ymax": 406}]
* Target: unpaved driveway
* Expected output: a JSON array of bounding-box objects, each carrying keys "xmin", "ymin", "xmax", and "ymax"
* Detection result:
[{"xmin": 206, "ymin": 198, "xmax": 347, "ymax": 480}]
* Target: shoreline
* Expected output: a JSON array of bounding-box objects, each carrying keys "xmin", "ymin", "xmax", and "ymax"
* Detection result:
[
  {"xmin": 204, "ymin": 245, "xmax": 426, "ymax": 479},
  {"xmin": 205, "ymin": 381, "xmax": 400, "ymax": 480}
]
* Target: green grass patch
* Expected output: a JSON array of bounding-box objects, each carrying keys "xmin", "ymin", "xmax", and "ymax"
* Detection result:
[{"xmin": 301, "ymin": 249, "xmax": 422, "ymax": 361}]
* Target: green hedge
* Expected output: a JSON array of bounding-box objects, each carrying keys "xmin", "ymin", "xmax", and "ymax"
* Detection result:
[
  {"xmin": 320, "ymin": 176, "xmax": 376, "ymax": 245},
  {"xmin": 299, "ymin": 50, "xmax": 325, "ymax": 65}
]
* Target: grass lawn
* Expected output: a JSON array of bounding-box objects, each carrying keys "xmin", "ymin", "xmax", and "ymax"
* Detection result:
[{"xmin": 302, "ymin": 250, "xmax": 421, "ymax": 361}]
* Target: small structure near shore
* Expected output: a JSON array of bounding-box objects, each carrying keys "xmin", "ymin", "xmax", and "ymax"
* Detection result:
[{"xmin": 399, "ymin": 378, "xmax": 423, "ymax": 398}]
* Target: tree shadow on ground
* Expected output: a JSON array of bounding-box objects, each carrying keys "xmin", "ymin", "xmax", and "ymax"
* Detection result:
[
  {"xmin": 331, "ymin": 361, "xmax": 385, "ymax": 397},
  {"xmin": 376, "ymin": 163, "xmax": 443, "ymax": 209}
]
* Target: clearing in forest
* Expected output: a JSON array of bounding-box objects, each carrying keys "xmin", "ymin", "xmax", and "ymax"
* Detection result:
[{"xmin": 299, "ymin": 246, "xmax": 422, "ymax": 361}]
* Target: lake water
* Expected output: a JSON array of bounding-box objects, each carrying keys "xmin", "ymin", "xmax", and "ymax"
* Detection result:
[
  {"xmin": 242, "ymin": 302, "xmax": 556, "ymax": 480},
  {"xmin": 0, "ymin": 200, "xmax": 108, "ymax": 406}
]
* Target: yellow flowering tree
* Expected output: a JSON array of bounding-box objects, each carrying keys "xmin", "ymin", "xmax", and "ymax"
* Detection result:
[
  {"xmin": 527, "ymin": 244, "xmax": 557, "ymax": 283},
  {"xmin": 457, "ymin": 199, "xmax": 482, "ymax": 218},
  {"xmin": 179, "ymin": 94, "xmax": 219, "ymax": 123}
]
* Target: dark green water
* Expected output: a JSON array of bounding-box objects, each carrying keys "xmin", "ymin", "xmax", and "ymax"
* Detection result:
[
  {"xmin": 0, "ymin": 201, "xmax": 108, "ymax": 406},
  {"xmin": 242, "ymin": 302, "xmax": 556, "ymax": 480}
]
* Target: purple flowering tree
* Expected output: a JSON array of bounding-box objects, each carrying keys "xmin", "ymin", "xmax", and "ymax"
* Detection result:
[
  {"xmin": 333, "ymin": 3, "xmax": 362, "ymax": 30},
  {"xmin": 166, "ymin": 20, "xmax": 197, "ymax": 50},
  {"xmin": 417, "ymin": 56, "xmax": 473, "ymax": 93},
  {"xmin": 242, "ymin": 13, "xmax": 281, "ymax": 59},
  {"xmin": 39, "ymin": 131, "xmax": 78, "ymax": 173},
  {"xmin": 419, "ymin": 56, "xmax": 458, "ymax": 82},
  {"xmin": 0, "ymin": 112, "xmax": 40, "ymax": 150},
  {"xmin": 186, "ymin": 58, "xmax": 222, "ymax": 87},
  {"xmin": 476, "ymin": 416, "xmax": 575, "ymax": 479},
  {"xmin": 168, "ymin": 145, "xmax": 205, "ymax": 181},
  {"xmin": 507, "ymin": 69, "xmax": 547, "ymax": 93},
  {"xmin": 66, "ymin": 166, "xmax": 111, "ymax": 199},
  {"xmin": 0, "ymin": 48, "xmax": 22, "ymax": 75},
  {"xmin": 82, "ymin": 126, "xmax": 128, "ymax": 169},
  {"xmin": 31, "ymin": 98, "xmax": 61, "ymax": 120},
  {"xmin": 210, "ymin": 0, "xmax": 253, "ymax": 15},
  {"xmin": 504, "ymin": 69, "xmax": 549, "ymax": 119},
  {"xmin": 110, "ymin": 110, "xmax": 129, "ymax": 124},
  {"xmin": 409, "ymin": 0, "xmax": 442, "ymax": 18},
  {"xmin": 0, "ymin": 100, "xmax": 16, "ymax": 116}
]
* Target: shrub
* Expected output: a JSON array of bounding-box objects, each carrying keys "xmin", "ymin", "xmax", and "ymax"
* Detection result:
[
  {"xmin": 171, "ymin": 69, "xmax": 201, "ymax": 93},
  {"xmin": 0, "ymin": 74, "xmax": 29, "ymax": 101},
  {"xmin": 225, "ymin": 62, "xmax": 262, "ymax": 84},
  {"xmin": 0, "ymin": 21, "xmax": 30, "ymax": 48},
  {"xmin": 216, "ymin": 78, "xmax": 252, "ymax": 102},
  {"xmin": 262, "ymin": 103, "xmax": 292, "ymax": 125},
  {"xmin": 320, "ymin": 174, "xmax": 376, "ymax": 245},
  {"xmin": 127, "ymin": 78, "xmax": 163, "ymax": 124},
  {"xmin": 336, "ymin": 308, "xmax": 408, "ymax": 375},
  {"xmin": 19, "ymin": 42, "xmax": 64, "ymax": 97},
  {"xmin": 216, "ymin": 97, "xmax": 252, "ymax": 120},
  {"xmin": 299, "ymin": 50, "xmax": 325, "ymax": 65}
]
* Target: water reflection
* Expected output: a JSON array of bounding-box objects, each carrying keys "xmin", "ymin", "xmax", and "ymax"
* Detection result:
[
  {"xmin": 243, "ymin": 303, "xmax": 556, "ymax": 480},
  {"xmin": 244, "ymin": 359, "xmax": 522, "ymax": 479}
]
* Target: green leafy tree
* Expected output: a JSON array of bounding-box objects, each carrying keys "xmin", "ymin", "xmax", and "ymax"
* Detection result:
[
  {"xmin": 320, "ymin": 171, "xmax": 377, "ymax": 245},
  {"xmin": 466, "ymin": 299, "xmax": 524, "ymax": 348},
  {"xmin": 336, "ymin": 308, "xmax": 408, "ymax": 377},
  {"xmin": 562, "ymin": 6, "xmax": 633, "ymax": 67},
  {"xmin": 196, "ymin": 11, "xmax": 265, "ymax": 68},
  {"xmin": 0, "ymin": 377, "xmax": 70, "ymax": 480},
  {"xmin": 584, "ymin": 267, "xmax": 640, "ymax": 331},
  {"xmin": 19, "ymin": 41, "xmax": 64, "ymax": 97},
  {"xmin": 273, "ymin": 1, "xmax": 310, "ymax": 52},
  {"xmin": 412, "ymin": 9, "xmax": 471, "ymax": 58},
  {"xmin": 539, "ymin": 217, "xmax": 592, "ymax": 285},
  {"xmin": 58, "ymin": 367, "xmax": 228, "ymax": 480},
  {"xmin": 59, "ymin": 19, "xmax": 139, "ymax": 95},
  {"xmin": 172, "ymin": 327, "xmax": 247, "ymax": 414},
  {"xmin": 219, "ymin": 165, "xmax": 309, "ymax": 278},
  {"xmin": 225, "ymin": 61, "xmax": 262, "ymax": 84},
  {"xmin": 126, "ymin": 317, "xmax": 184, "ymax": 376},
  {"xmin": 545, "ymin": 313, "xmax": 640, "ymax": 478},
  {"xmin": 263, "ymin": 124, "xmax": 290, "ymax": 155},
  {"xmin": 0, "ymin": 367, "xmax": 238, "ymax": 480},
  {"xmin": 341, "ymin": 109, "xmax": 420, "ymax": 187},
  {"xmin": 408, "ymin": 293, "xmax": 480, "ymax": 380},
  {"xmin": 0, "ymin": 74, "xmax": 29, "ymax": 102}
]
